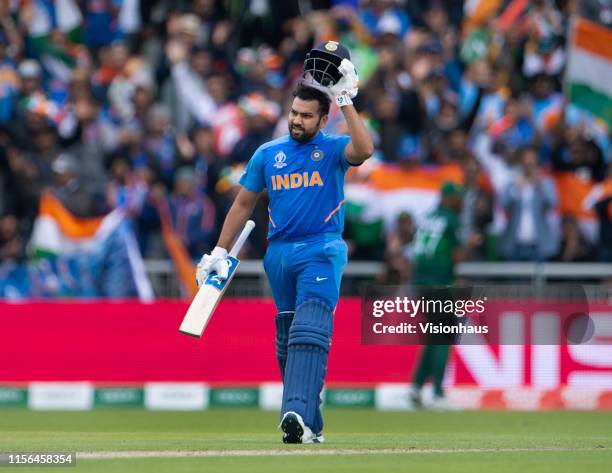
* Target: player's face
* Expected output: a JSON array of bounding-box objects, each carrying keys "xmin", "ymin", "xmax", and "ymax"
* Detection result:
[{"xmin": 288, "ymin": 97, "xmax": 328, "ymax": 143}]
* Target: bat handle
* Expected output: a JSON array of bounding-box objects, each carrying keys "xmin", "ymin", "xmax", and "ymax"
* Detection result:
[{"xmin": 229, "ymin": 220, "xmax": 256, "ymax": 258}]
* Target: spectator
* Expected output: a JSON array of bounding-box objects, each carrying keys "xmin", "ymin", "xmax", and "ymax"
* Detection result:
[
  {"xmin": 25, "ymin": 124, "xmax": 59, "ymax": 190},
  {"xmin": 138, "ymin": 103, "xmax": 177, "ymax": 187},
  {"xmin": 527, "ymin": 73, "xmax": 563, "ymax": 134},
  {"xmin": 360, "ymin": 0, "xmax": 411, "ymax": 40},
  {"xmin": 382, "ymin": 211, "xmax": 415, "ymax": 284},
  {"xmin": 554, "ymin": 215, "xmax": 595, "ymax": 262},
  {"xmin": 179, "ymin": 125, "xmax": 222, "ymax": 193},
  {"xmin": 522, "ymin": 0, "xmax": 565, "ymax": 79},
  {"xmin": 192, "ymin": 0, "xmax": 226, "ymax": 49},
  {"xmin": 167, "ymin": 166, "xmax": 216, "ymax": 259},
  {"xmin": 177, "ymin": 14, "xmax": 203, "ymax": 52},
  {"xmin": 166, "ymin": 41, "xmax": 219, "ymax": 132},
  {"xmin": 106, "ymin": 153, "xmax": 155, "ymax": 222},
  {"xmin": 59, "ymin": 94, "xmax": 108, "ymax": 191},
  {"xmin": 590, "ymin": 170, "xmax": 612, "ymax": 262},
  {"xmin": 106, "ymin": 154, "xmax": 134, "ymax": 211},
  {"xmin": 408, "ymin": 0, "xmax": 463, "ymax": 30},
  {"xmin": 17, "ymin": 60, "xmax": 43, "ymax": 100},
  {"xmin": 0, "ymin": 30, "xmax": 19, "ymax": 123},
  {"xmin": 488, "ymin": 98, "xmax": 536, "ymax": 161},
  {"xmin": 229, "ymin": 93, "xmax": 280, "ymax": 164},
  {"xmin": 84, "ymin": 0, "xmax": 124, "ymax": 51},
  {"xmin": 499, "ymin": 147, "xmax": 558, "ymax": 261},
  {"xmin": 50, "ymin": 152, "xmax": 106, "ymax": 218},
  {"xmin": 0, "ymin": 214, "xmax": 24, "ymax": 262},
  {"xmin": 130, "ymin": 163, "xmax": 163, "ymax": 257},
  {"xmin": 460, "ymin": 157, "xmax": 494, "ymax": 260},
  {"xmin": 162, "ymin": 45, "xmax": 213, "ymax": 133},
  {"xmin": 552, "ymin": 128, "xmax": 607, "ymax": 182}
]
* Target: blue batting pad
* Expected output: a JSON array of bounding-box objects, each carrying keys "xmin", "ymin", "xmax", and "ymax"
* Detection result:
[
  {"xmin": 275, "ymin": 311, "xmax": 295, "ymax": 379},
  {"xmin": 282, "ymin": 299, "xmax": 333, "ymax": 433}
]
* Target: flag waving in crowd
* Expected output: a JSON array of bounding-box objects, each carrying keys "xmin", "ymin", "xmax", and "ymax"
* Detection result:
[
  {"xmin": 1, "ymin": 191, "xmax": 153, "ymax": 300},
  {"xmin": 565, "ymin": 14, "xmax": 612, "ymax": 128}
]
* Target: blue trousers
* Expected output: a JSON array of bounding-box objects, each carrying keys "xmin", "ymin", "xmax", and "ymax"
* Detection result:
[
  {"xmin": 264, "ymin": 233, "xmax": 347, "ymax": 433},
  {"xmin": 263, "ymin": 233, "xmax": 348, "ymax": 311}
]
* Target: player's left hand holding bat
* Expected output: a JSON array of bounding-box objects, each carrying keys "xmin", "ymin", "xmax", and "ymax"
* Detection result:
[{"xmin": 196, "ymin": 246, "xmax": 229, "ymax": 286}]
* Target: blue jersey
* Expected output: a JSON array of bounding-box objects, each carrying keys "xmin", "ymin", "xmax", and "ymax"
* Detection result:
[{"xmin": 240, "ymin": 131, "xmax": 352, "ymax": 241}]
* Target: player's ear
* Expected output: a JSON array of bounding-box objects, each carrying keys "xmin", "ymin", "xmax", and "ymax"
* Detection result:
[{"xmin": 319, "ymin": 113, "xmax": 329, "ymax": 129}]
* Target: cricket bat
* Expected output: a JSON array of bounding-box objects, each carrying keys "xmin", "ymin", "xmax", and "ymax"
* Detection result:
[{"xmin": 179, "ymin": 220, "xmax": 256, "ymax": 338}]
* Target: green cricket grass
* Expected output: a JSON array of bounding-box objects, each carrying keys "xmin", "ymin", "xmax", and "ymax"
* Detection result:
[{"xmin": 0, "ymin": 409, "xmax": 610, "ymax": 472}]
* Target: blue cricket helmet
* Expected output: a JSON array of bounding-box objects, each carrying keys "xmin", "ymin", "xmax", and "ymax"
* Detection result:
[{"xmin": 302, "ymin": 40, "xmax": 351, "ymax": 87}]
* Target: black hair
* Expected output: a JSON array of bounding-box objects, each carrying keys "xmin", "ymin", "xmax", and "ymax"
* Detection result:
[{"xmin": 292, "ymin": 84, "xmax": 331, "ymax": 117}]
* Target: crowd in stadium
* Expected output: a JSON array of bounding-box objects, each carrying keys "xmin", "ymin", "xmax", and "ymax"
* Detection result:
[{"xmin": 0, "ymin": 0, "xmax": 610, "ymax": 283}]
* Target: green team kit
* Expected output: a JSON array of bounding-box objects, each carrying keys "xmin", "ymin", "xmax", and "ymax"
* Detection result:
[
  {"xmin": 413, "ymin": 206, "xmax": 460, "ymax": 286},
  {"xmin": 411, "ymin": 196, "xmax": 463, "ymax": 406}
]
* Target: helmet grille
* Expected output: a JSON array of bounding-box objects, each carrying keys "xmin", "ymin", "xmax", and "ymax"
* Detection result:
[{"xmin": 302, "ymin": 51, "xmax": 343, "ymax": 87}]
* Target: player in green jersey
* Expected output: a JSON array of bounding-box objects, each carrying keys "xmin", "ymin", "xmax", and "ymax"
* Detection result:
[{"xmin": 409, "ymin": 181, "xmax": 479, "ymax": 410}]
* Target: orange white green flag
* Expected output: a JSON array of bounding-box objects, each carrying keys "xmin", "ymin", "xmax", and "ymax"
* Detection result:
[{"xmin": 565, "ymin": 18, "xmax": 612, "ymax": 128}]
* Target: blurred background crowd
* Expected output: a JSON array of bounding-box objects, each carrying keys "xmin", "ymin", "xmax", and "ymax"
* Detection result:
[{"xmin": 0, "ymin": 0, "xmax": 610, "ymax": 294}]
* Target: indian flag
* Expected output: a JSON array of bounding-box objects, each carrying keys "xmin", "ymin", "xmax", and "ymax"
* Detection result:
[
  {"xmin": 463, "ymin": 0, "xmax": 502, "ymax": 33},
  {"xmin": 29, "ymin": 192, "xmax": 154, "ymax": 301},
  {"xmin": 565, "ymin": 18, "xmax": 612, "ymax": 128},
  {"xmin": 555, "ymin": 172, "xmax": 612, "ymax": 243},
  {"xmin": 345, "ymin": 162, "xmax": 464, "ymax": 230},
  {"xmin": 346, "ymin": 162, "xmax": 608, "ymax": 245}
]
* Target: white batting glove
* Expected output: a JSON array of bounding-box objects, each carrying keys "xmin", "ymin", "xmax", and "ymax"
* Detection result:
[
  {"xmin": 196, "ymin": 246, "xmax": 229, "ymax": 286},
  {"xmin": 329, "ymin": 58, "xmax": 359, "ymax": 107}
]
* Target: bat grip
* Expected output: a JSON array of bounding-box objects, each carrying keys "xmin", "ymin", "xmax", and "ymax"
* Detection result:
[{"xmin": 229, "ymin": 220, "xmax": 256, "ymax": 258}]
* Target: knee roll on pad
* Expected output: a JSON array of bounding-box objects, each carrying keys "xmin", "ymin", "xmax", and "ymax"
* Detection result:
[{"xmin": 288, "ymin": 299, "xmax": 333, "ymax": 350}]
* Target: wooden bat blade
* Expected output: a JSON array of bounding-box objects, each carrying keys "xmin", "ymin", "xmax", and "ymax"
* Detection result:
[
  {"xmin": 179, "ymin": 285, "xmax": 222, "ymax": 337},
  {"xmin": 179, "ymin": 257, "xmax": 240, "ymax": 338}
]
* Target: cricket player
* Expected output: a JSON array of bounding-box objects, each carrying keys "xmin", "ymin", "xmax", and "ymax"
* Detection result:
[
  {"xmin": 409, "ymin": 182, "xmax": 479, "ymax": 409},
  {"xmin": 195, "ymin": 42, "xmax": 373, "ymax": 443}
]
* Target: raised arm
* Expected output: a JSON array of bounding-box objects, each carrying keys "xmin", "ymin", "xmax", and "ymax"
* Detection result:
[
  {"xmin": 166, "ymin": 41, "xmax": 217, "ymax": 125},
  {"xmin": 328, "ymin": 59, "xmax": 374, "ymax": 165},
  {"xmin": 342, "ymin": 105, "xmax": 374, "ymax": 165}
]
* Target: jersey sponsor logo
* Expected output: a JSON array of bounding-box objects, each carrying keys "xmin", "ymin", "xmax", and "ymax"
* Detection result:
[
  {"xmin": 273, "ymin": 151, "xmax": 287, "ymax": 169},
  {"xmin": 310, "ymin": 149, "xmax": 325, "ymax": 161},
  {"xmin": 271, "ymin": 171, "xmax": 324, "ymax": 190}
]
